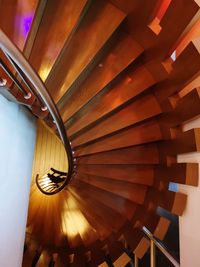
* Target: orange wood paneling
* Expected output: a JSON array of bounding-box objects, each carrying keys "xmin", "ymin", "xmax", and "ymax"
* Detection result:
[
  {"xmin": 71, "ymin": 94, "xmax": 161, "ymax": 145},
  {"xmin": 74, "ymin": 120, "xmax": 162, "ymax": 156},
  {"xmin": 46, "ymin": 0, "xmax": 125, "ymax": 103},
  {"xmin": 29, "ymin": 0, "xmax": 88, "ymax": 81},
  {"xmin": 60, "ymin": 33, "xmax": 143, "ymax": 122},
  {"xmin": 31, "ymin": 120, "xmax": 68, "ymax": 181},
  {"xmin": 77, "ymin": 144, "xmax": 159, "ymax": 165}
]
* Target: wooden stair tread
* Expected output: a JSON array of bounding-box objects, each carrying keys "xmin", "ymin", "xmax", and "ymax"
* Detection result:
[
  {"xmin": 70, "ymin": 185, "xmax": 126, "ymax": 232},
  {"xmin": 2, "ymin": 0, "xmax": 199, "ymax": 265},
  {"xmin": 77, "ymin": 164, "xmax": 154, "ymax": 186},
  {"xmin": 161, "ymin": 88, "xmax": 200, "ymax": 127},
  {"xmin": 155, "ymin": 163, "xmax": 199, "ymax": 186},
  {"xmin": 76, "ymin": 144, "xmax": 159, "ymax": 165},
  {"xmin": 76, "ymin": 173, "xmax": 148, "ymax": 204},
  {"xmin": 154, "ymin": 40, "xmax": 200, "ymax": 106},
  {"xmin": 60, "ymin": 33, "xmax": 143, "ymax": 122},
  {"xmin": 29, "ymin": 0, "xmax": 88, "ymax": 81},
  {"xmin": 67, "ymin": 64, "xmax": 160, "ymax": 136},
  {"xmin": 71, "ymin": 93, "xmax": 161, "ymax": 145},
  {"xmin": 71, "ymin": 180, "xmax": 137, "ymax": 221},
  {"xmin": 64, "ymin": 191, "xmax": 98, "ymax": 247},
  {"xmin": 157, "ymin": 0, "xmax": 200, "ymax": 58},
  {"xmin": 74, "ymin": 120, "xmax": 162, "ymax": 156},
  {"xmin": 67, "ymin": 190, "xmax": 111, "ymax": 240},
  {"xmin": 46, "ymin": 0, "xmax": 126, "ymax": 103}
]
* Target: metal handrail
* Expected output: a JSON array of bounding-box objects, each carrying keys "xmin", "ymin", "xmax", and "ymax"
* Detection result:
[
  {"xmin": 143, "ymin": 227, "xmax": 180, "ymax": 267},
  {"xmin": 0, "ymin": 58, "xmax": 29, "ymax": 97},
  {"xmin": 0, "ymin": 29, "xmax": 74, "ymax": 192}
]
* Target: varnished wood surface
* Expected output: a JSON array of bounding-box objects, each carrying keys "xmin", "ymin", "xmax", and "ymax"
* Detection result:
[
  {"xmin": 156, "ymin": 163, "xmax": 199, "ymax": 186},
  {"xmin": 0, "ymin": 0, "xmax": 38, "ymax": 50},
  {"xmin": 29, "ymin": 0, "xmax": 88, "ymax": 81},
  {"xmin": 113, "ymin": 252, "xmax": 130, "ymax": 267},
  {"xmin": 74, "ymin": 120, "xmax": 162, "ymax": 156},
  {"xmin": 67, "ymin": 65, "xmax": 159, "ymax": 135},
  {"xmin": 161, "ymin": 88, "xmax": 200, "ymax": 127},
  {"xmin": 175, "ymin": 13, "xmax": 200, "ymax": 57},
  {"xmin": 32, "ymin": 120, "xmax": 68, "ymax": 182},
  {"xmin": 23, "ymin": 0, "xmax": 47, "ymax": 59},
  {"xmin": 77, "ymin": 164, "xmax": 154, "ymax": 186},
  {"xmin": 158, "ymin": 0, "xmax": 200, "ymax": 57},
  {"xmin": 109, "ymin": 0, "xmax": 159, "ymax": 28},
  {"xmin": 154, "ymin": 40, "xmax": 200, "ymax": 108},
  {"xmin": 76, "ymin": 144, "xmax": 159, "ymax": 165},
  {"xmin": 160, "ymin": 128, "xmax": 200, "ymax": 157},
  {"xmin": 46, "ymin": 0, "xmax": 126, "ymax": 103},
  {"xmin": 70, "ymin": 185, "xmax": 126, "ymax": 232},
  {"xmin": 70, "ymin": 181, "xmax": 137, "ymax": 221},
  {"xmin": 64, "ymin": 191, "xmax": 98, "ymax": 247},
  {"xmin": 60, "ymin": 33, "xmax": 143, "ymax": 122},
  {"xmin": 71, "ymin": 94, "xmax": 161, "ymax": 145},
  {"xmin": 76, "ymin": 173, "xmax": 147, "ymax": 204},
  {"xmin": 2, "ymin": 0, "xmax": 200, "ymax": 265},
  {"xmin": 67, "ymin": 189, "xmax": 114, "ymax": 240}
]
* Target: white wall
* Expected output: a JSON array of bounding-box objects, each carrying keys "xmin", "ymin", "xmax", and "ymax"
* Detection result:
[
  {"xmin": 178, "ymin": 117, "xmax": 200, "ymax": 267},
  {"xmin": 0, "ymin": 94, "xmax": 36, "ymax": 267}
]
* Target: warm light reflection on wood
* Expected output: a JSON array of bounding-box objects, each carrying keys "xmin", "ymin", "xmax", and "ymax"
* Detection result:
[
  {"xmin": 39, "ymin": 66, "xmax": 52, "ymax": 82},
  {"xmin": 46, "ymin": 1, "xmax": 125, "ymax": 103},
  {"xmin": 61, "ymin": 195, "xmax": 91, "ymax": 239},
  {"xmin": 29, "ymin": 0, "xmax": 88, "ymax": 82},
  {"xmin": 27, "ymin": 183, "xmax": 93, "ymax": 248},
  {"xmin": 39, "ymin": 174, "xmax": 52, "ymax": 188}
]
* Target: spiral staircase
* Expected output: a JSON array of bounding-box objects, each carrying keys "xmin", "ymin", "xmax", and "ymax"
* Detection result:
[{"xmin": 1, "ymin": 0, "xmax": 200, "ymax": 266}]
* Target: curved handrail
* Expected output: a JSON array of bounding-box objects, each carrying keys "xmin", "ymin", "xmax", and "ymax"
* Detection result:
[
  {"xmin": 143, "ymin": 227, "xmax": 180, "ymax": 267},
  {"xmin": 0, "ymin": 29, "xmax": 74, "ymax": 192}
]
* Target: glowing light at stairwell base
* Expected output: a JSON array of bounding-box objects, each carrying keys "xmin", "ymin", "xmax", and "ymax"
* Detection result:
[
  {"xmin": 40, "ymin": 174, "xmax": 51, "ymax": 188},
  {"xmin": 61, "ymin": 195, "xmax": 89, "ymax": 239}
]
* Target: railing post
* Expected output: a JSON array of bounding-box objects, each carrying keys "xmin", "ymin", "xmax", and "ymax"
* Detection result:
[
  {"xmin": 150, "ymin": 239, "xmax": 156, "ymax": 267},
  {"xmin": 134, "ymin": 254, "xmax": 139, "ymax": 267},
  {"xmin": 143, "ymin": 226, "xmax": 180, "ymax": 267}
]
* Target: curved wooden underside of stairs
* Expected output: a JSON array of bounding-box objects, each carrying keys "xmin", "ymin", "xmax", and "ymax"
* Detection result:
[{"xmin": 1, "ymin": 0, "xmax": 200, "ymax": 266}]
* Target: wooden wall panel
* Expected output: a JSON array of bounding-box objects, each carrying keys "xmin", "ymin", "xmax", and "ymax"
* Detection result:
[{"xmin": 31, "ymin": 120, "xmax": 68, "ymax": 181}]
